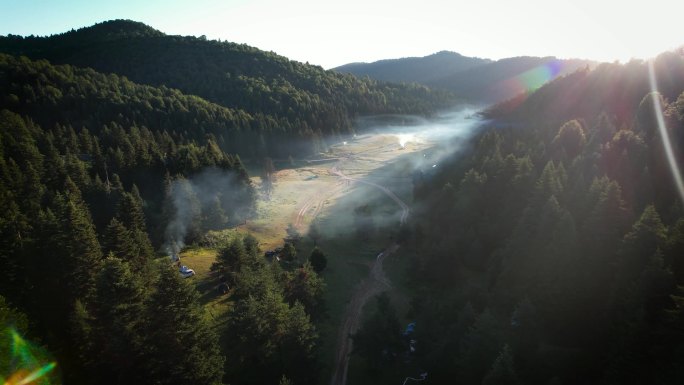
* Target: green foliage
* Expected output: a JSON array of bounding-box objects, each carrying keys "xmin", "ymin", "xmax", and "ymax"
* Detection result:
[
  {"xmin": 0, "ymin": 295, "xmax": 28, "ymax": 333},
  {"xmin": 53, "ymin": 189, "xmax": 103, "ymax": 300},
  {"xmin": 0, "ymin": 21, "xmax": 455, "ymax": 158},
  {"xmin": 456, "ymin": 309, "xmax": 505, "ymax": 384},
  {"xmin": 308, "ymin": 247, "xmax": 328, "ymax": 273},
  {"xmin": 408, "ymin": 55, "xmax": 684, "ymax": 384},
  {"xmin": 351, "ymin": 294, "xmax": 404, "ymax": 376},
  {"xmin": 145, "ymin": 265, "xmax": 224, "ymax": 385},
  {"xmin": 226, "ymin": 288, "xmax": 317, "ymax": 384},
  {"xmin": 283, "ymin": 262, "xmax": 325, "ymax": 317},
  {"xmin": 81, "ymin": 258, "xmax": 147, "ymax": 383},
  {"xmin": 217, "ymin": 236, "xmax": 249, "ymax": 273},
  {"xmin": 482, "ymin": 345, "xmax": 519, "ymax": 385},
  {"xmin": 553, "ymin": 119, "xmax": 586, "ymax": 159},
  {"xmin": 103, "ymin": 218, "xmax": 136, "ymax": 261},
  {"xmin": 281, "ymin": 242, "xmax": 297, "ymax": 262}
]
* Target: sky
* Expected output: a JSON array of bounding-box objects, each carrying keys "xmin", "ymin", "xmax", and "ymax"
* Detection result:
[{"xmin": 1, "ymin": 0, "xmax": 683, "ymax": 69}]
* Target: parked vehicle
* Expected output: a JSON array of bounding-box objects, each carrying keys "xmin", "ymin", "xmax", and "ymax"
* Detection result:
[{"xmin": 179, "ymin": 265, "xmax": 195, "ymax": 278}]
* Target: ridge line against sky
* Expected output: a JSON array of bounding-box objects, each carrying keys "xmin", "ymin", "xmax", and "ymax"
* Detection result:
[{"xmin": 1, "ymin": 0, "xmax": 683, "ymax": 69}]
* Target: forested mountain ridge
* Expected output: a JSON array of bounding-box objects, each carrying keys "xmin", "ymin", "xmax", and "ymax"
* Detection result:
[
  {"xmin": 335, "ymin": 53, "xmax": 595, "ymax": 103},
  {"xmin": 357, "ymin": 50, "xmax": 684, "ymax": 384},
  {"xmin": 485, "ymin": 50, "xmax": 684, "ymax": 127},
  {"xmin": 334, "ymin": 51, "xmax": 491, "ymax": 84},
  {"xmin": 0, "ymin": 20, "xmax": 458, "ymax": 385},
  {"xmin": 0, "ymin": 52, "xmax": 258, "ymax": 234},
  {"xmin": 0, "ymin": 19, "xmax": 457, "ymax": 158},
  {"xmin": 0, "ymin": 52, "xmax": 326, "ymax": 384}
]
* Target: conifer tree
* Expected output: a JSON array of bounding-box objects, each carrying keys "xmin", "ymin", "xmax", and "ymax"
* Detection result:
[
  {"xmin": 103, "ymin": 217, "xmax": 136, "ymax": 261},
  {"xmin": 144, "ymin": 265, "xmax": 224, "ymax": 385},
  {"xmin": 308, "ymin": 247, "xmax": 327, "ymax": 273},
  {"xmin": 117, "ymin": 191, "xmax": 154, "ymax": 260},
  {"xmin": 283, "ymin": 261, "xmax": 325, "ymax": 317},
  {"xmin": 84, "ymin": 257, "xmax": 147, "ymax": 384},
  {"xmin": 482, "ymin": 345, "xmax": 519, "ymax": 385},
  {"xmin": 54, "ymin": 186, "xmax": 103, "ymax": 300}
]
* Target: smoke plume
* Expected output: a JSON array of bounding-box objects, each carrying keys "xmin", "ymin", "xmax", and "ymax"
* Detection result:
[{"xmin": 164, "ymin": 167, "xmax": 255, "ymax": 257}]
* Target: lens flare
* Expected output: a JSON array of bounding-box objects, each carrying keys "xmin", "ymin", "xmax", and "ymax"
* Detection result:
[
  {"xmin": 2, "ymin": 328, "xmax": 57, "ymax": 385},
  {"xmin": 648, "ymin": 60, "xmax": 684, "ymax": 205},
  {"xmin": 497, "ymin": 60, "xmax": 565, "ymax": 97}
]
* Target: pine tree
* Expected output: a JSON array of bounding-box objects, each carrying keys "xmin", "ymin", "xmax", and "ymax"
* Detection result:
[
  {"xmin": 117, "ymin": 191, "xmax": 154, "ymax": 260},
  {"xmin": 54, "ymin": 188, "xmax": 103, "ymax": 300},
  {"xmin": 283, "ymin": 261, "xmax": 325, "ymax": 317},
  {"xmin": 457, "ymin": 309, "xmax": 505, "ymax": 384},
  {"xmin": 103, "ymin": 217, "xmax": 136, "ymax": 261},
  {"xmin": 619, "ymin": 205, "xmax": 667, "ymax": 283},
  {"xmin": 84, "ymin": 257, "xmax": 147, "ymax": 384},
  {"xmin": 144, "ymin": 265, "xmax": 224, "ymax": 385},
  {"xmin": 204, "ymin": 195, "xmax": 228, "ymax": 230},
  {"xmin": 281, "ymin": 242, "xmax": 297, "ymax": 262},
  {"xmin": 352, "ymin": 293, "xmax": 403, "ymax": 374},
  {"xmin": 243, "ymin": 233, "xmax": 260, "ymax": 257},
  {"xmin": 309, "ymin": 247, "xmax": 327, "ymax": 273},
  {"xmin": 553, "ymin": 120, "xmax": 586, "ymax": 159},
  {"xmin": 217, "ymin": 236, "xmax": 249, "ymax": 273},
  {"xmin": 482, "ymin": 345, "xmax": 519, "ymax": 385},
  {"xmin": 227, "ymin": 288, "xmax": 316, "ymax": 385}
]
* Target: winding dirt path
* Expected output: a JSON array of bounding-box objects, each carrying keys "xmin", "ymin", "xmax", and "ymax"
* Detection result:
[
  {"xmin": 284, "ymin": 139, "xmax": 413, "ymax": 385},
  {"xmin": 329, "ymin": 160, "xmax": 409, "ymax": 385},
  {"xmin": 330, "ymin": 244, "xmax": 398, "ymax": 385}
]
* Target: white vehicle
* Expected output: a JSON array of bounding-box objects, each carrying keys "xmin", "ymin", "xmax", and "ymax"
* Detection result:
[{"xmin": 179, "ymin": 265, "xmax": 195, "ymax": 278}]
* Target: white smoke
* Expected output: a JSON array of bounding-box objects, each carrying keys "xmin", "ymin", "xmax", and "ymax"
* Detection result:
[{"xmin": 164, "ymin": 167, "xmax": 252, "ymax": 258}]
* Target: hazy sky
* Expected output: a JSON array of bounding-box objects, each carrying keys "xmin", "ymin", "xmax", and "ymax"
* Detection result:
[{"xmin": 1, "ymin": 0, "xmax": 682, "ymax": 69}]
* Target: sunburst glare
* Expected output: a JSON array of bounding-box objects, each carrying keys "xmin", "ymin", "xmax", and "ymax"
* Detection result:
[{"xmin": 648, "ymin": 60, "xmax": 684, "ymax": 205}]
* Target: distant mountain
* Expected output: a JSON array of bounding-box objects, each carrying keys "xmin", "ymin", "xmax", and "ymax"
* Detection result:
[
  {"xmin": 335, "ymin": 52, "xmax": 595, "ymax": 103},
  {"xmin": 0, "ymin": 20, "xmax": 456, "ymax": 158},
  {"xmin": 335, "ymin": 51, "xmax": 491, "ymax": 84},
  {"xmin": 429, "ymin": 56, "xmax": 594, "ymax": 103}
]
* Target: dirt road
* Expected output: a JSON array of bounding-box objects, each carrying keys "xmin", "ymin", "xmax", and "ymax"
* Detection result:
[
  {"xmin": 275, "ymin": 136, "xmax": 417, "ymax": 385},
  {"xmin": 330, "ymin": 244, "xmax": 398, "ymax": 385},
  {"xmin": 328, "ymin": 156, "xmax": 409, "ymax": 385}
]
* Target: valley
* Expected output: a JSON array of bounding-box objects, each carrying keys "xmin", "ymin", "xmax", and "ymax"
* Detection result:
[{"xmin": 179, "ymin": 108, "xmax": 481, "ymax": 384}]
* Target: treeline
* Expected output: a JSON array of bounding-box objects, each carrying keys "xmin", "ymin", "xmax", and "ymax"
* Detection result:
[
  {"xmin": 0, "ymin": 54, "xmax": 260, "ymax": 383},
  {"xmin": 214, "ymin": 235, "xmax": 325, "ymax": 384},
  {"xmin": 355, "ymin": 52, "xmax": 684, "ymax": 383},
  {"xmin": 0, "ymin": 19, "xmax": 457, "ymax": 158},
  {"xmin": 0, "ymin": 94, "xmax": 324, "ymax": 385},
  {"xmin": 0, "ymin": 107, "xmax": 227, "ymax": 384},
  {"xmin": 485, "ymin": 50, "xmax": 684, "ymax": 127},
  {"xmin": 0, "ymin": 53, "xmax": 258, "ymax": 237}
]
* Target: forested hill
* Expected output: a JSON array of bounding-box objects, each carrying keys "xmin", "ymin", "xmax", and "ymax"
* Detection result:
[
  {"xmin": 0, "ymin": 19, "xmax": 456, "ymax": 158},
  {"xmin": 0, "ymin": 34, "xmax": 344, "ymax": 383},
  {"xmin": 0, "ymin": 50, "xmax": 261, "ymax": 383},
  {"xmin": 335, "ymin": 53, "xmax": 594, "ymax": 103},
  {"xmin": 334, "ymin": 51, "xmax": 491, "ymax": 84},
  {"xmin": 485, "ymin": 51, "xmax": 684, "ymax": 128},
  {"xmin": 371, "ymin": 50, "xmax": 684, "ymax": 384}
]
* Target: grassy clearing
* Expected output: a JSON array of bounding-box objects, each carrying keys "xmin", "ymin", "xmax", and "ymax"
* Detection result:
[
  {"xmin": 179, "ymin": 247, "xmax": 234, "ymax": 325},
  {"xmin": 178, "ymin": 133, "xmax": 431, "ymax": 383}
]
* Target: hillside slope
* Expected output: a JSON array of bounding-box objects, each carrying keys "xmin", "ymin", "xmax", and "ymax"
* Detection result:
[
  {"xmin": 0, "ymin": 19, "xmax": 456, "ymax": 157},
  {"xmin": 390, "ymin": 50, "xmax": 684, "ymax": 385},
  {"xmin": 335, "ymin": 52, "xmax": 594, "ymax": 103},
  {"xmin": 335, "ymin": 51, "xmax": 490, "ymax": 84}
]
